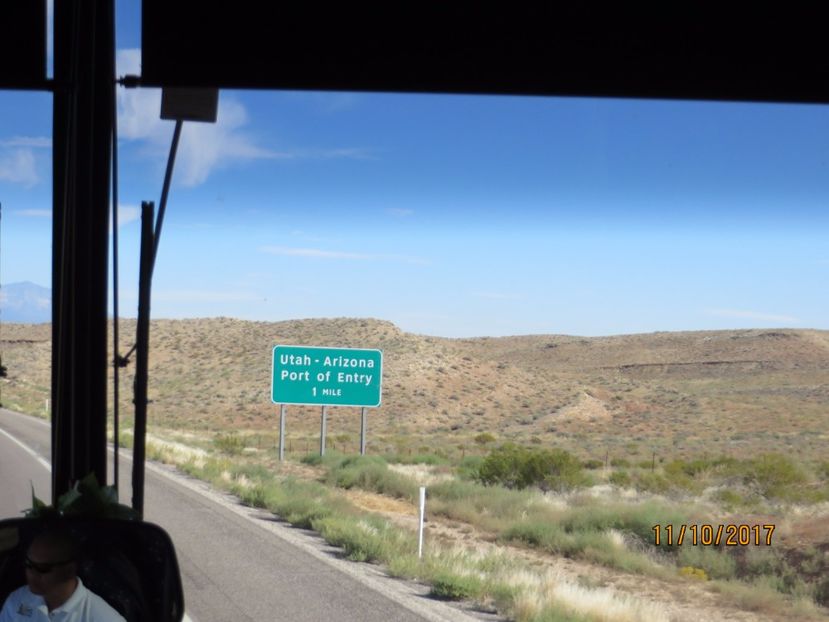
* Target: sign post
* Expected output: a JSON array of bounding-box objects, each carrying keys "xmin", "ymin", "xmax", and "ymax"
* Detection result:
[
  {"xmin": 360, "ymin": 407, "xmax": 367, "ymax": 455},
  {"xmin": 271, "ymin": 345, "xmax": 383, "ymax": 458},
  {"xmin": 320, "ymin": 405, "xmax": 328, "ymax": 456},
  {"xmin": 278, "ymin": 404, "xmax": 286, "ymax": 461}
]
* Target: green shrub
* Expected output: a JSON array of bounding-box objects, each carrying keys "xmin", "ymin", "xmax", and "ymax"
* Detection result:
[
  {"xmin": 457, "ymin": 455, "xmax": 484, "ymax": 480},
  {"xmin": 313, "ymin": 515, "xmax": 411, "ymax": 563},
  {"xmin": 325, "ymin": 456, "xmax": 418, "ymax": 501},
  {"xmin": 235, "ymin": 483, "xmax": 269, "ymax": 508},
  {"xmin": 632, "ymin": 471, "xmax": 673, "ymax": 494},
  {"xmin": 477, "ymin": 443, "xmax": 584, "ymax": 491},
  {"xmin": 232, "ymin": 463, "xmax": 272, "ymax": 481},
  {"xmin": 559, "ymin": 502, "xmax": 689, "ymax": 548},
  {"xmin": 677, "ymin": 546, "xmax": 736, "ymax": 580},
  {"xmin": 427, "ymin": 479, "xmax": 540, "ymax": 531},
  {"xmin": 213, "ymin": 433, "xmax": 245, "ymax": 455},
  {"xmin": 814, "ymin": 577, "xmax": 829, "ymax": 607},
  {"xmin": 429, "ymin": 572, "xmax": 483, "ymax": 600},
  {"xmin": 429, "ymin": 478, "xmax": 483, "ymax": 502},
  {"xmin": 300, "ymin": 450, "xmax": 345, "ymax": 467},
  {"xmin": 300, "ymin": 453, "xmax": 323, "ymax": 466},
  {"xmin": 712, "ymin": 489, "xmax": 749, "ymax": 509},
  {"xmin": 182, "ymin": 456, "xmax": 232, "ymax": 484},
  {"xmin": 263, "ymin": 478, "xmax": 348, "ymax": 528},
  {"xmin": 666, "ymin": 456, "xmax": 738, "ymax": 478},
  {"xmin": 474, "ymin": 432, "xmax": 497, "ymax": 445},
  {"xmin": 609, "ymin": 470, "xmax": 632, "ymax": 488},
  {"xmin": 500, "ymin": 521, "xmax": 574, "ymax": 555},
  {"xmin": 744, "ymin": 453, "xmax": 807, "ymax": 499},
  {"xmin": 610, "ymin": 458, "xmax": 630, "ymax": 468},
  {"xmin": 740, "ymin": 547, "xmax": 783, "ymax": 579},
  {"xmin": 582, "ymin": 459, "xmax": 604, "ymax": 470}
]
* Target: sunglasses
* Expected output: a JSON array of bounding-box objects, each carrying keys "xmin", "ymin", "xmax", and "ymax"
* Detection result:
[{"xmin": 24, "ymin": 556, "xmax": 73, "ymax": 574}]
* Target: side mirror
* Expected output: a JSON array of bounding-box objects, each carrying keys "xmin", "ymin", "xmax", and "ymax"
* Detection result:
[{"xmin": 0, "ymin": 517, "xmax": 184, "ymax": 622}]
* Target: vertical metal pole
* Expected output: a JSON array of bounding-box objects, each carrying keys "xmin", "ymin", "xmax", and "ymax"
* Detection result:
[
  {"xmin": 320, "ymin": 405, "xmax": 327, "ymax": 456},
  {"xmin": 360, "ymin": 407, "xmax": 367, "ymax": 455},
  {"xmin": 279, "ymin": 404, "xmax": 286, "ymax": 461},
  {"xmin": 51, "ymin": 0, "xmax": 114, "ymax": 502},
  {"xmin": 131, "ymin": 201, "xmax": 154, "ymax": 518}
]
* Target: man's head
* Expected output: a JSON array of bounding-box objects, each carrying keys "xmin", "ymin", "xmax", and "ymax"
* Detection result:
[{"xmin": 24, "ymin": 527, "xmax": 78, "ymax": 598}]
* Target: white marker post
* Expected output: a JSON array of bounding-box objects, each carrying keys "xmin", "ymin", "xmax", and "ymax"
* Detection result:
[{"xmin": 418, "ymin": 486, "xmax": 426, "ymax": 559}]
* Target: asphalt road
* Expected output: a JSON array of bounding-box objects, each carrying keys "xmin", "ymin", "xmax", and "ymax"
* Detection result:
[{"xmin": 0, "ymin": 409, "xmax": 491, "ymax": 622}]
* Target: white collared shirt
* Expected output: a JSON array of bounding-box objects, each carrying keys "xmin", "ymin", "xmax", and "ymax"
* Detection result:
[{"xmin": 0, "ymin": 577, "xmax": 125, "ymax": 622}]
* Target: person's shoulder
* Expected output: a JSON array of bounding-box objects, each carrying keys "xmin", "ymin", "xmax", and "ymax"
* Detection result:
[
  {"xmin": 83, "ymin": 590, "xmax": 127, "ymax": 622},
  {"xmin": 2, "ymin": 585, "xmax": 35, "ymax": 607},
  {"xmin": 1, "ymin": 586, "xmax": 38, "ymax": 619},
  {"xmin": 70, "ymin": 579, "xmax": 124, "ymax": 622}
]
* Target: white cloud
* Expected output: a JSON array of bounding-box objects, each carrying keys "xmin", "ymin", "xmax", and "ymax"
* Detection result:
[
  {"xmin": 290, "ymin": 230, "xmax": 332, "ymax": 243},
  {"xmin": 0, "ymin": 150, "xmax": 38, "ymax": 186},
  {"xmin": 110, "ymin": 204, "xmax": 141, "ymax": 231},
  {"xmin": 176, "ymin": 103, "xmax": 293, "ymax": 186},
  {"xmin": 117, "ymin": 49, "xmax": 287, "ymax": 186},
  {"xmin": 115, "ymin": 49, "xmax": 371, "ymax": 187},
  {"xmin": 17, "ymin": 209, "xmax": 51, "ymax": 217},
  {"xmin": 259, "ymin": 245, "xmax": 429, "ymax": 265},
  {"xmin": 0, "ymin": 137, "xmax": 51, "ymax": 148},
  {"xmin": 259, "ymin": 246, "xmax": 373, "ymax": 260},
  {"xmin": 704, "ymin": 308, "xmax": 800, "ymax": 324},
  {"xmin": 302, "ymin": 147, "xmax": 373, "ymax": 160},
  {"xmin": 385, "ymin": 208, "xmax": 414, "ymax": 218}
]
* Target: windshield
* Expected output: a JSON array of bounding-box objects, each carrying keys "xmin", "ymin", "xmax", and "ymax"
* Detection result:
[{"xmin": 1, "ymin": 3, "xmax": 828, "ymax": 622}]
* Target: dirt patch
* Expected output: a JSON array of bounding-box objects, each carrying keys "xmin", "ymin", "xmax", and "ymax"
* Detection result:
[
  {"xmin": 345, "ymin": 489, "xmax": 417, "ymax": 517},
  {"xmin": 551, "ymin": 392, "xmax": 613, "ymax": 424}
]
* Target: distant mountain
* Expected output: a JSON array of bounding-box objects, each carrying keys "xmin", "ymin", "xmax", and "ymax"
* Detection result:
[{"xmin": 0, "ymin": 281, "xmax": 50, "ymax": 323}]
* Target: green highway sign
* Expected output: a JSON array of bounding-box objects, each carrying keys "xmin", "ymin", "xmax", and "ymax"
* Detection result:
[{"xmin": 271, "ymin": 345, "xmax": 383, "ymax": 407}]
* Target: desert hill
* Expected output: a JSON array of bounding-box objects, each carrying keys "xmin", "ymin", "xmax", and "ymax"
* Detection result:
[{"xmin": 2, "ymin": 319, "xmax": 828, "ymax": 460}]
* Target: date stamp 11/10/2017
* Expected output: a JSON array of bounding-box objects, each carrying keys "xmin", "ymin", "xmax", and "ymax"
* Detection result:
[{"xmin": 652, "ymin": 524, "xmax": 775, "ymax": 547}]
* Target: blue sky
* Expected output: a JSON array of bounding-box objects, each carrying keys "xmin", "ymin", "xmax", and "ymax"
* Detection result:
[{"xmin": 1, "ymin": 2, "xmax": 828, "ymax": 337}]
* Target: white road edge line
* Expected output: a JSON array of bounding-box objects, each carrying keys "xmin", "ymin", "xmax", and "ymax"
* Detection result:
[{"xmin": 0, "ymin": 427, "xmax": 51, "ymax": 472}]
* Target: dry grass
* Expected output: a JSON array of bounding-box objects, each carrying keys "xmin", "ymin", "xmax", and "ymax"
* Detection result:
[{"xmin": 507, "ymin": 568, "xmax": 669, "ymax": 622}]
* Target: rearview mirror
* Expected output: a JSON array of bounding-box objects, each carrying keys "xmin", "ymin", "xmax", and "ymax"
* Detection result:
[{"xmin": 0, "ymin": 517, "xmax": 184, "ymax": 622}]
